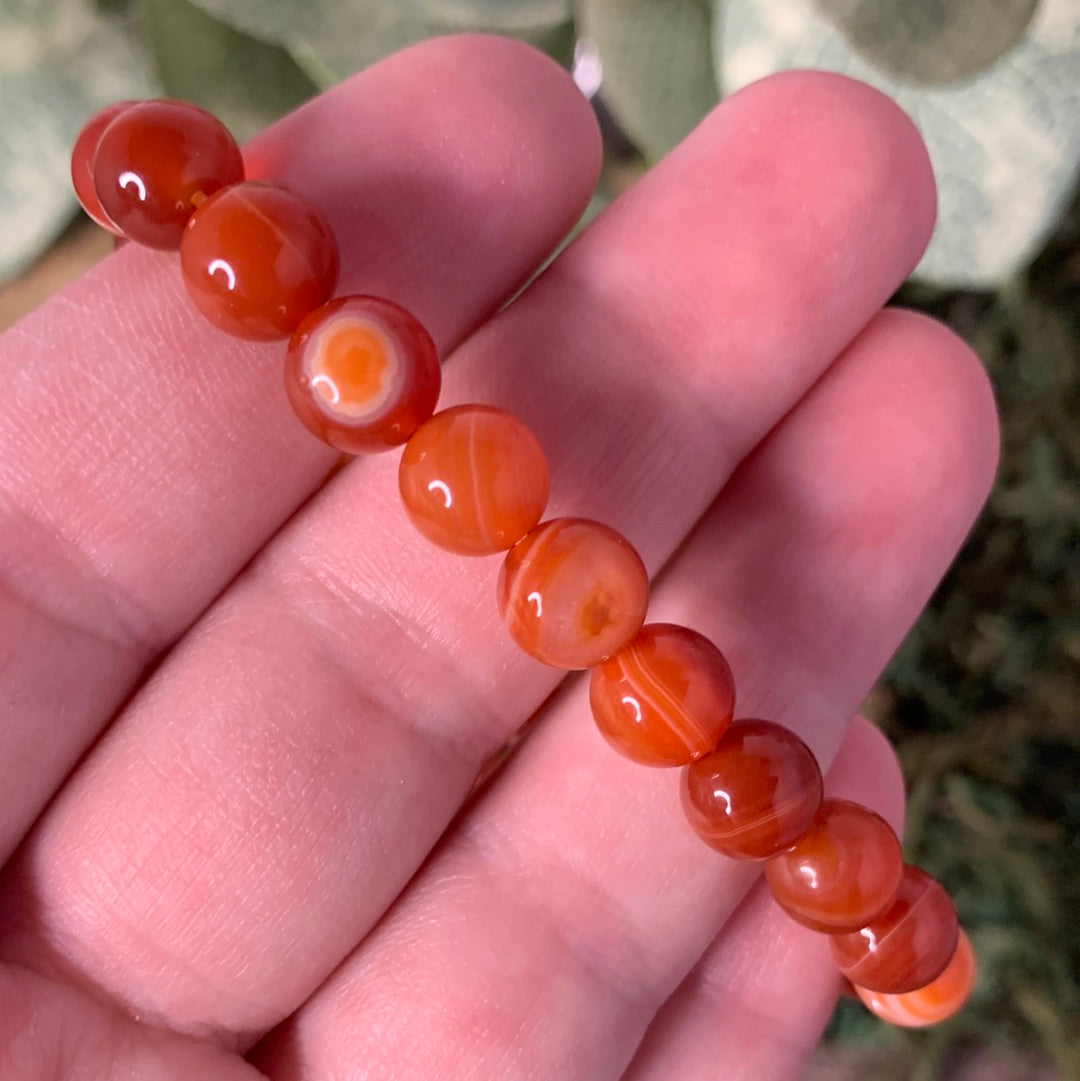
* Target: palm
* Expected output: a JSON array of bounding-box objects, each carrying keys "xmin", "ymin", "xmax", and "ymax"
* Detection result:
[{"xmin": 0, "ymin": 35, "xmax": 995, "ymax": 1081}]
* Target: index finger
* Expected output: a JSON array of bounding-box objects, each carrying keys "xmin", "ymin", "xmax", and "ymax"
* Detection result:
[{"xmin": 0, "ymin": 34, "xmax": 601, "ymax": 860}]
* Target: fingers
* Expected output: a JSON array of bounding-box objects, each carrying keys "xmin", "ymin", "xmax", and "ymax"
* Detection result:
[
  {"xmin": 1, "ymin": 963, "xmax": 264, "ymax": 1081},
  {"xmin": 1, "ymin": 72, "xmax": 939, "ymax": 1044},
  {"xmin": 0, "ymin": 34, "xmax": 600, "ymax": 860},
  {"xmin": 621, "ymin": 719, "xmax": 905, "ymax": 1081},
  {"xmin": 251, "ymin": 308, "xmax": 995, "ymax": 1080}
]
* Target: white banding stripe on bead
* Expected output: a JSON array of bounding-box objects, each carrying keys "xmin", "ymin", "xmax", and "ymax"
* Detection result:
[
  {"xmin": 705, "ymin": 788, "xmax": 814, "ymax": 840},
  {"xmin": 508, "ymin": 521, "xmax": 564, "ymax": 638},
  {"xmin": 620, "ymin": 644, "xmax": 714, "ymax": 751},
  {"xmin": 463, "ymin": 412, "xmax": 494, "ymax": 547}
]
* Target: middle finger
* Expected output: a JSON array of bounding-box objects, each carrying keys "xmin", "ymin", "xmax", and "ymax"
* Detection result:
[{"xmin": 0, "ymin": 70, "xmax": 934, "ymax": 1046}]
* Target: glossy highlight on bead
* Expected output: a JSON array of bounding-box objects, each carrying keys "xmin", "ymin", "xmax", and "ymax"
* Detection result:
[
  {"xmin": 830, "ymin": 864, "xmax": 959, "ymax": 994},
  {"xmin": 764, "ymin": 798, "xmax": 904, "ymax": 933},
  {"xmin": 286, "ymin": 296, "xmax": 440, "ymax": 452},
  {"xmin": 682, "ymin": 719, "xmax": 823, "ymax": 859},
  {"xmin": 498, "ymin": 518, "xmax": 649, "ymax": 669},
  {"xmin": 399, "ymin": 405, "xmax": 549, "ymax": 552},
  {"xmin": 92, "ymin": 99, "xmax": 244, "ymax": 249},
  {"xmin": 181, "ymin": 181, "xmax": 339, "ymax": 340},
  {"xmin": 71, "ymin": 101, "xmax": 135, "ymax": 234},
  {"xmin": 589, "ymin": 623, "xmax": 735, "ymax": 766},
  {"xmin": 855, "ymin": 929, "xmax": 976, "ymax": 1027}
]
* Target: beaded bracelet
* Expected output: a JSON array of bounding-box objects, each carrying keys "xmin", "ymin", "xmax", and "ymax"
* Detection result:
[{"xmin": 70, "ymin": 97, "xmax": 976, "ymax": 1029}]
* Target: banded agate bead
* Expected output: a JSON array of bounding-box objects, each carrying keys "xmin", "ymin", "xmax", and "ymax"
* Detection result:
[
  {"xmin": 92, "ymin": 99, "xmax": 244, "ymax": 249},
  {"xmin": 588, "ymin": 623, "xmax": 735, "ymax": 766},
  {"xmin": 856, "ymin": 929, "xmax": 976, "ymax": 1027},
  {"xmin": 71, "ymin": 102, "xmax": 134, "ymax": 233},
  {"xmin": 830, "ymin": 864, "xmax": 959, "ymax": 994},
  {"xmin": 286, "ymin": 296, "xmax": 439, "ymax": 453},
  {"xmin": 399, "ymin": 405, "xmax": 549, "ymax": 553},
  {"xmin": 682, "ymin": 719, "xmax": 823, "ymax": 859},
  {"xmin": 764, "ymin": 798, "xmax": 904, "ymax": 933},
  {"xmin": 180, "ymin": 182, "xmax": 339, "ymax": 340},
  {"xmin": 498, "ymin": 518, "xmax": 648, "ymax": 669}
]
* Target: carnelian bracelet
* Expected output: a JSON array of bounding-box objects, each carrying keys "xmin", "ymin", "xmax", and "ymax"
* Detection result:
[{"xmin": 71, "ymin": 98, "xmax": 976, "ymax": 1028}]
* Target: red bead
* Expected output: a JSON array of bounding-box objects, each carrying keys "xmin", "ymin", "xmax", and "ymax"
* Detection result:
[
  {"xmin": 498, "ymin": 518, "xmax": 649, "ymax": 669},
  {"xmin": 399, "ymin": 405, "xmax": 549, "ymax": 552},
  {"xmin": 71, "ymin": 102, "xmax": 135, "ymax": 233},
  {"xmin": 830, "ymin": 865, "xmax": 960, "ymax": 994},
  {"xmin": 682, "ymin": 719, "xmax": 823, "ymax": 859},
  {"xmin": 764, "ymin": 798, "xmax": 904, "ymax": 932},
  {"xmin": 286, "ymin": 297, "xmax": 440, "ymax": 453},
  {"xmin": 92, "ymin": 99, "xmax": 244, "ymax": 249},
  {"xmin": 588, "ymin": 623, "xmax": 735, "ymax": 766},
  {"xmin": 180, "ymin": 182, "xmax": 339, "ymax": 341},
  {"xmin": 855, "ymin": 929, "xmax": 976, "ymax": 1027}
]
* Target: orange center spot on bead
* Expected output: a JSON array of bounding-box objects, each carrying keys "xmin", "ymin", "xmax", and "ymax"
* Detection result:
[
  {"xmin": 309, "ymin": 319, "xmax": 396, "ymax": 418},
  {"xmin": 580, "ymin": 588, "xmax": 617, "ymax": 639},
  {"xmin": 286, "ymin": 296, "xmax": 439, "ymax": 453},
  {"xmin": 497, "ymin": 518, "xmax": 649, "ymax": 669}
]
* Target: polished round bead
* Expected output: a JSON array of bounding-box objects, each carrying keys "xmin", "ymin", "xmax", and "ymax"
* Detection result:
[
  {"xmin": 498, "ymin": 518, "xmax": 648, "ymax": 669},
  {"xmin": 682, "ymin": 719, "xmax": 823, "ymax": 859},
  {"xmin": 588, "ymin": 623, "xmax": 735, "ymax": 767},
  {"xmin": 830, "ymin": 864, "xmax": 960, "ymax": 994},
  {"xmin": 764, "ymin": 798, "xmax": 904, "ymax": 933},
  {"xmin": 399, "ymin": 405, "xmax": 549, "ymax": 552},
  {"xmin": 71, "ymin": 102, "xmax": 135, "ymax": 233},
  {"xmin": 286, "ymin": 296, "xmax": 439, "ymax": 453},
  {"xmin": 855, "ymin": 929, "xmax": 976, "ymax": 1027},
  {"xmin": 93, "ymin": 99, "xmax": 244, "ymax": 249},
  {"xmin": 180, "ymin": 181, "xmax": 339, "ymax": 340}
]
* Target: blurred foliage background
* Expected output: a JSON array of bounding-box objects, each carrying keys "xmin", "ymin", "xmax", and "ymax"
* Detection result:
[{"xmin": 1, "ymin": 1, "xmax": 1077, "ymax": 1078}]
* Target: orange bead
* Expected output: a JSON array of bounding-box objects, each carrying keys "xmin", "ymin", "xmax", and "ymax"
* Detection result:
[
  {"xmin": 93, "ymin": 99, "xmax": 244, "ymax": 249},
  {"xmin": 285, "ymin": 296, "xmax": 440, "ymax": 453},
  {"xmin": 498, "ymin": 518, "xmax": 649, "ymax": 669},
  {"xmin": 399, "ymin": 405, "xmax": 549, "ymax": 553},
  {"xmin": 682, "ymin": 719, "xmax": 823, "ymax": 859},
  {"xmin": 180, "ymin": 181, "xmax": 339, "ymax": 340},
  {"xmin": 855, "ymin": 929, "xmax": 976, "ymax": 1027},
  {"xmin": 764, "ymin": 798, "xmax": 904, "ymax": 933},
  {"xmin": 588, "ymin": 623, "xmax": 735, "ymax": 767},
  {"xmin": 71, "ymin": 102, "xmax": 135, "ymax": 233},
  {"xmin": 830, "ymin": 865, "xmax": 959, "ymax": 994}
]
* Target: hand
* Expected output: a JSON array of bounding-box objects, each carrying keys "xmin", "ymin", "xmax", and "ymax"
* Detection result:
[{"xmin": 0, "ymin": 34, "xmax": 996, "ymax": 1081}]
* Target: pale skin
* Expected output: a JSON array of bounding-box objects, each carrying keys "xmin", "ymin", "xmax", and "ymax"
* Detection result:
[{"xmin": 0, "ymin": 34, "xmax": 998, "ymax": 1081}]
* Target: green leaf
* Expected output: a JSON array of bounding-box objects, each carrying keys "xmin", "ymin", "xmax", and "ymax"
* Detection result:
[
  {"xmin": 578, "ymin": 0, "xmax": 719, "ymax": 159},
  {"xmin": 407, "ymin": 0, "xmax": 577, "ymax": 65},
  {"xmin": 403, "ymin": 0, "xmax": 571, "ymax": 32},
  {"xmin": 187, "ymin": 0, "xmax": 574, "ymax": 86},
  {"xmin": 187, "ymin": 0, "xmax": 571, "ymax": 42},
  {"xmin": 178, "ymin": 0, "xmax": 305, "ymax": 43},
  {"xmin": 297, "ymin": 7, "xmax": 574, "ymax": 86},
  {"xmin": 714, "ymin": 0, "xmax": 1080, "ymax": 286},
  {"xmin": 139, "ymin": 0, "xmax": 317, "ymax": 140},
  {"xmin": 285, "ymin": 10, "xmax": 440, "ymax": 85},
  {"xmin": 0, "ymin": 0, "xmax": 150, "ymax": 282},
  {"xmin": 814, "ymin": 0, "xmax": 1040, "ymax": 86}
]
